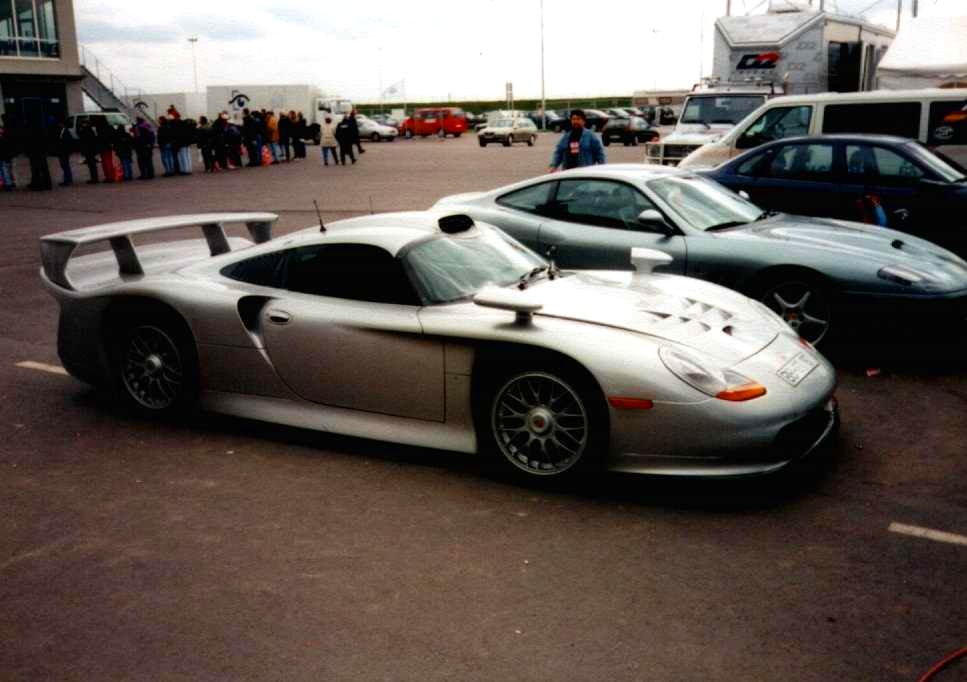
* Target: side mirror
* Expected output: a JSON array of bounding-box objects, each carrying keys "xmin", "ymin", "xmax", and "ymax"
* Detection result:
[{"xmin": 638, "ymin": 209, "xmax": 674, "ymax": 235}]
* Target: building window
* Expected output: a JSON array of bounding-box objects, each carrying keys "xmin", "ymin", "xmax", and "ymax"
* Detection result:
[{"xmin": 0, "ymin": 0, "xmax": 58, "ymax": 58}]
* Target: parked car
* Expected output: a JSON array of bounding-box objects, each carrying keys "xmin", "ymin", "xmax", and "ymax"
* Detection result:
[
  {"xmin": 554, "ymin": 109, "xmax": 609, "ymax": 133},
  {"xmin": 64, "ymin": 111, "xmax": 131, "ymax": 140},
  {"xmin": 356, "ymin": 114, "xmax": 398, "ymax": 142},
  {"xmin": 399, "ymin": 107, "xmax": 468, "ymax": 138},
  {"xmin": 701, "ymin": 134, "xmax": 967, "ymax": 258},
  {"xmin": 630, "ymin": 106, "xmax": 657, "ymax": 124},
  {"xmin": 40, "ymin": 211, "xmax": 839, "ymax": 480},
  {"xmin": 606, "ymin": 108, "xmax": 638, "ymax": 120},
  {"xmin": 478, "ymin": 117, "xmax": 538, "ymax": 147},
  {"xmin": 602, "ymin": 117, "xmax": 660, "ymax": 146},
  {"xmin": 434, "ymin": 165, "xmax": 967, "ymax": 346},
  {"xmin": 371, "ymin": 114, "xmax": 400, "ymax": 128},
  {"xmin": 529, "ymin": 109, "xmax": 566, "ymax": 130},
  {"xmin": 680, "ymin": 88, "xmax": 967, "ymax": 169}
]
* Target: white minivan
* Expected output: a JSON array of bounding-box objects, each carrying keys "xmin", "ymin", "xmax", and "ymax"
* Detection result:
[{"xmin": 679, "ymin": 88, "xmax": 967, "ymax": 169}]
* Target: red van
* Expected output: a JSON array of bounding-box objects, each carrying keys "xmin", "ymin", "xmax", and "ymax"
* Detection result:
[{"xmin": 400, "ymin": 107, "xmax": 468, "ymax": 138}]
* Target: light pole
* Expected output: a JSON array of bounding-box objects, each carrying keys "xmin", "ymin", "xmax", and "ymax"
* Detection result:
[
  {"xmin": 188, "ymin": 37, "xmax": 199, "ymax": 93},
  {"xmin": 540, "ymin": 0, "xmax": 546, "ymax": 130}
]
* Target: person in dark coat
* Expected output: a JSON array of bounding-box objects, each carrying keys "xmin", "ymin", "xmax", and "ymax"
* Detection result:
[
  {"xmin": 278, "ymin": 111, "xmax": 292, "ymax": 162},
  {"xmin": 26, "ymin": 122, "xmax": 53, "ymax": 191},
  {"xmin": 293, "ymin": 112, "xmax": 307, "ymax": 159},
  {"xmin": 133, "ymin": 117, "xmax": 156, "ymax": 180},
  {"xmin": 211, "ymin": 115, "xmax": 229, "ymax": 170},
  {"xmin": 78, "ymin": 119, "xmax": 99, "ymax": 183},
  {"xmin": 197, "ymin": 116, "xmax": 215, "ymax": 172},
  {"xmin": 224, "ymin": 119, "xmax": 243, "ymax": 169},
  {"xmin": 157, "ymin": 116, "xmax": 175, "ymax": 176},
  {"xmin": 348, "ymin": 108, "xmax": 364, "ymax": 155},
  {"xmin": 53, "ymin": 118, "xmax": 75, "ymax": 186},
  {"xmin": 241, "ymin": 109, "xmax": 260, "ymax": 167},
  {"xmin": 0, "ymin": 114, "xmax": 18, "ymax": 190},
  {"xmin": 95, "ymin": 118, "xmax": 117, "ymax": 183},
  {"xmin": 114, "ymin": 124, "xmax": 134, "ymax": 181},
  {"xmin": 335, "ymin": 113, "xmax": 356, "ymax": 165}
]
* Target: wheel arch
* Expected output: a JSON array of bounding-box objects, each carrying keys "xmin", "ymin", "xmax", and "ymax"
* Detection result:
[
  {"xmin": 101, "ymin": 296, "xmax": 199, "ymax": 358},
  {"xmin": 740, "ymin": 264, "xmax": 836, "ymax": 298}
]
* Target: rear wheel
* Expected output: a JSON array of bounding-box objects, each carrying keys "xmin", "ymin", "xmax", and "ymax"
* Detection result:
[
  {"xmin": 756, "ymin": 274, "xmax": 833, "ymax": 346},
  {"xmin": 527, "ymin": 135, "xmax": 535, "ymax": 146},
  {"xmin": 603, "ymin": 138, "xmax": 611, "ymax": 146},
  {"xmin": 502, "ymin": 136, "xmax": 512, "ymax": 147},
  {"xmin": 111, "ymin": 312, "xmax": 198, "ymax": 416},
  {"xmin": 486, "ymin": 364, "xmax": 605, "ymax": 479},
  {"xmin": 631, "ymin": 135, "xmax": 639, "ymax": 146},
  {"xmin": 371, "ymin": 132, "xmax": 380, "ymax": 142},
  {"xmin": 404, "ymin": 128, "xmax": 413, "ymax": 139}
]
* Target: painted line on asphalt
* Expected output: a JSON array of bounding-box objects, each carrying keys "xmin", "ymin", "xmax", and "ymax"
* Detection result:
[
  {"xmin": 16, "ymin": 361, "xmax": 68, "ymax": 376},
  {"xmin": 889, "ymin": 522, "xmax": 967, "ymax": 547}
]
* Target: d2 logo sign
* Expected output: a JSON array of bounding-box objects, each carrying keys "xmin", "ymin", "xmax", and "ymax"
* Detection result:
[{"xmin": 737, "ymin": 52, "xmax": 781, "ymax": 70}]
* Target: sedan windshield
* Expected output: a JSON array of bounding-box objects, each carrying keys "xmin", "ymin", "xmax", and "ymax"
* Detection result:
[
  {"xmin": 492, "ymin": 119, "xmax": 515, "ymax": 128},
  {"xmin": 680, "ymin": 95, "xmax": 765, "ymax": 125},
  {"xmin": 402, "ymin": 228, "xmax": 546, "ymax": 304},
  {"xmin": 648, "ymin": 175, "xmax": 763, "ymax": 232}
]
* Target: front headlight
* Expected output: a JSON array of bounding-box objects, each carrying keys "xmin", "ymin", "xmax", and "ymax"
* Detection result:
[{"xmin": 659, "ymin": 346, "xmax": 767, "ymax": 401}]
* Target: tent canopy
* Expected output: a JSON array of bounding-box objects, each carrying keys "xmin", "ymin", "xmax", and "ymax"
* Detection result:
[{"xmin": 877, "ymin": 16, "xmax": 967, "ymax": 88}]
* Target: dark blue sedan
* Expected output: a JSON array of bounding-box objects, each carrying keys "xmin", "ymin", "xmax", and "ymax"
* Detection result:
[{"xmin": 702, "ymin": 135, "xmax": 967, "ymax": 258}]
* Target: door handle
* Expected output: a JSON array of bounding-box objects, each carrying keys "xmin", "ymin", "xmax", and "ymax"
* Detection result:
[{"xmin": 267, "ymin": 309, "xmax": 292, "ymax": 325}]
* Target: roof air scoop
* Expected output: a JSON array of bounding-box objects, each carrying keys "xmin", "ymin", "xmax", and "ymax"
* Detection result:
[{"xmin": 631, "ymin": 247, "xmax": 674, "ymax": 275}]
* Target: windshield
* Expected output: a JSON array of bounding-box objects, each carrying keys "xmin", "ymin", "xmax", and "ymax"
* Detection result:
[
  {"xmin": 905, "ymin": 141, "xmax": 967, "ymax": 183},
  {"xmin": 648, "ymin": 175, "xmax": 763, "ymax": 232},
  {"xmin": 402, "ymin": 228, "xmax": 546, "ymax": 304},
  {"xmin": 680, "ymin": 95, "xmax": 765, "ymax": 125},
  {"xmin": 492, "ymin": 119, "xmax": 515, "ymax": 127}
]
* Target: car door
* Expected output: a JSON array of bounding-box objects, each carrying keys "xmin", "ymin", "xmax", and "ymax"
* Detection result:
[
  {"xmin": 745, "ymin": 142, "xmax": 843, "ymax": 218},
  {"xmin": 486, "ymin": 180, "xmax": 557, "ymax": 253},
  {"xmin": 537, "ymin": 178, "xmax": 687, "ymax": 273},
  {"xmin": 258, "ymin": 243, "xmax": 445, "ymax": 422},
  {"xmin": 842, "ymin": 143, "xmax": 926, "ymax": 233}
]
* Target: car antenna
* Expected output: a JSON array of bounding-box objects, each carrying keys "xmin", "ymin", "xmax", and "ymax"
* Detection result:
[
  {"xmin": 369, "ymin": 196, "xmax": 374, "ymax": 215},
  {"xmin": 314, "ymin": 200, "xmax": 326, "ymax": 232}
]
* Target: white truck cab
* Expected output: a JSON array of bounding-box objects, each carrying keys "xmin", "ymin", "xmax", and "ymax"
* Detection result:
[{"xmin": 644, "ymin": 78, "xmax": 781, "ymax": 166}]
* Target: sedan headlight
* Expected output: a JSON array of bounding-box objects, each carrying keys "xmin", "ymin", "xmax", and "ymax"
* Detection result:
[{"xmin": 659, "ymin": 346, "xmax": 767, "ymax": 401}]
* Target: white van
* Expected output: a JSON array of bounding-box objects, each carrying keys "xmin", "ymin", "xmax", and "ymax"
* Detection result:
[{"xmin": 679, "ymin": 88, "xmax": 967, "ymax": 169}]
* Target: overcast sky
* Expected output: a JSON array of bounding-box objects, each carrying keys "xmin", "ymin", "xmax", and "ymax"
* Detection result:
[{"xmin": 74, "ymin": 0, "xmax": 963, "ymax": 102}]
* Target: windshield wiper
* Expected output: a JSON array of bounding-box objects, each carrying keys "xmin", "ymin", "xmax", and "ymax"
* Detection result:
[
  {"xmin": 705, "ymin": 220, "xmax": 748, "ymax": 232},
  {"xmin": 517, "ymin": 266, "xmax": 546, "ymax": 290},
  {"xmin": 754, "ymin": 210, "xmax": 780, "ymax": 221}
]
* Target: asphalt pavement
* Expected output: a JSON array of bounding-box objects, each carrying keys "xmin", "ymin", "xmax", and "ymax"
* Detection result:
[{"xmin": 1, "ymin": 134, "xmax": 965, "ymax": 681}]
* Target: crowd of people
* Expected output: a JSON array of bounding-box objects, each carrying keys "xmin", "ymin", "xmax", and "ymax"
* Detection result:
[{"xmin": 0, "ymin": 105, "xmax": 370, "ymax": 192}]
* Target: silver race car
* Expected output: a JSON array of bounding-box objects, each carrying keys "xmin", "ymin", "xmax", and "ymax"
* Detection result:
[
  {"xmin": 434, "ymin": 165, "xmax": 967, "ymax": 346},
  {"xmin": 40, "ymin": 211, "xmax": 837, "ymax": 479}
]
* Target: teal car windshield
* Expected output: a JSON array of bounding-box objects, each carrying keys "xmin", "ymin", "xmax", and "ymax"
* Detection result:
[
  {"xmin": 648, "ymin": 175, "xmax": 763, "ymax": 232},
  {"xmin": 403, "ymin": 228, "xmax": 546, "ymax": 304}
]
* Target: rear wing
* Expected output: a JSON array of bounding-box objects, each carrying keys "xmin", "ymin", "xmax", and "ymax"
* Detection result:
[{"xmin": 40, "ymin": 212, "xmax": 278, "ymax": 291}]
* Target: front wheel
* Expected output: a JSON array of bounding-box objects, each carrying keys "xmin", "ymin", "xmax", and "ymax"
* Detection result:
[
  {"xmin": 527, "ymin": 135, "xmax": 535, "ymax": 146},
  {"xmin": 603, "ymin": 138, "xmax": 611, "ymax": 146},
  {"xmin": 502, "ymin": 136, "xmax": 511, "ymax": 147},
  {"xmin": 479, "ymin": 139, "xmax": 487, "ymax": 147},
  {"xmin": 371, "ymin": 132, "xmax": 380, "ymax": 142},
  {"xmin": 488, "ymin": 367, "xmax": 604, "ymax": 479},
  {"xmin": 756, "ymin": 275, "xmax": 833, "ymax": 346},
  {"xmin": 404, "ymin": 129, "xmax": 413, "ymax": 139}
]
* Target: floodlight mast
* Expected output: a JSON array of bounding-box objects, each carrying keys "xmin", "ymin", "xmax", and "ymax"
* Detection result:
[{"xmin": 540, "ymin": 0, "xmax": 546, "ymax": 130}]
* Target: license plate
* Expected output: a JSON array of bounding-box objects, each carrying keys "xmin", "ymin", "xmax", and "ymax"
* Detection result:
[{"xmin": 777, "ymin": 353, "xmax": 818, "ymax": 386}]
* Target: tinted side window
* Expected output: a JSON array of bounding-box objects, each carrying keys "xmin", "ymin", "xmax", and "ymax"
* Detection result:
[
  {"xmin": 845, "ymin": 144, "xmax": 924, "ymax": 181},
  {"xmin": 497, "ymin": 182, "xmax": 555, "ymax": 213},
  {"xmin": 822, "ymin": 102, "xmax": 921, "ymax": 138},
  {"xmin": 928, "ymin": 100, "xmax": 967, "ymax": 145},
  {"xmin": 736, "ymin": 149, "xmax": 772, "ymax": 176},
  {"xmin": 283, "ymin": 244, "xmax": 420, "ymax": 305},
  {"xmin": 764, "ymin": 143, "xmax": 834, "ymax": 179},
  {"xmin": 221, "ymin": 250, "xmax": 287, "ymax": 287},
  {"xmin": 737, "ymin": 106, "xmax": 813, "ymax": 149},
  {"xmin": 553, "ymin": 179, "xmax": 657, "ymax": 230}
]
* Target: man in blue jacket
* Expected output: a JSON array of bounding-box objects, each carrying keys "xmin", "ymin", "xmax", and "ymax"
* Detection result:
[{"xmin": 548, "ymin": 109, "xmax": 606, "ymax": 172}]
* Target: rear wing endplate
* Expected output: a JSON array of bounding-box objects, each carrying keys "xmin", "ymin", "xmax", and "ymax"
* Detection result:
[{"xmin": 40, "ymin": 212, "xmax": 278, "ymax": 291}]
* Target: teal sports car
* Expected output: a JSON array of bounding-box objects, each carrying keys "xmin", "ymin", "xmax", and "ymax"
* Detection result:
[{"xmin": 435, "ymin": 165, "xmax": 967, "ymax": 345}]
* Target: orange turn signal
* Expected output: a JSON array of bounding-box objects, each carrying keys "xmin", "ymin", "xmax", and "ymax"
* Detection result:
[
  {"xmin": 608, "ymin": 397, "xmax": 655, "ymax": 410},
  {"xmin": 715, "ymin": 383, "xmax": 767, "ymax": 402}
]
